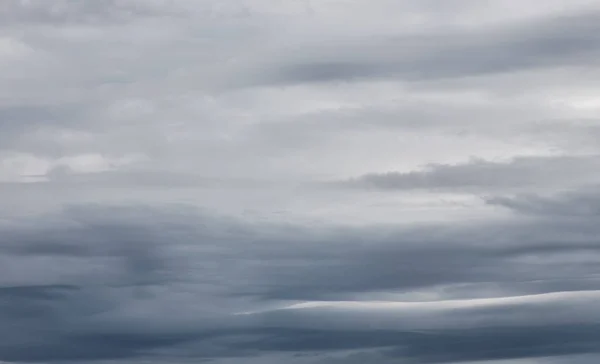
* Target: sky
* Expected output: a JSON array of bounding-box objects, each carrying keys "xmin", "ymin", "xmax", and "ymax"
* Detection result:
[{"xmin": 1, "ymin": 0, "xmax": 600, "ymax": 363}]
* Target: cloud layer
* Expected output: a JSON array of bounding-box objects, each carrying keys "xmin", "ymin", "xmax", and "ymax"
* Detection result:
[{"xmin": 2, "ymin": 1, "xmax": 600, "ymax": 363}]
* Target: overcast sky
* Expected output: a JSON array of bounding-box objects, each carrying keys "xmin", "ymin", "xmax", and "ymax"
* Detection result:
[{"xmin": 2, "ymin": 1, "xmax": 600, "ymax": 363}]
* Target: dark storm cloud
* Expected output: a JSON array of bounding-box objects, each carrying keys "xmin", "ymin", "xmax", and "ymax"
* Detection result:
[
  {"xmin": 238, "ymin": 289, "xmax": 600, "ymax": 362},
  {"xmin": 0, "ymin": 283, "xmax": 195, "ymax": 362},
  {"xmin": 0, "ymin": 206, "xmax": 179, "ymax": 286},
  {"xmin": 0, "ymin": 206, "xmax": 252, "ymax": 362},
  {"xmin": 255, "ymin": 213, "xmax": 600, "ymax": 300},
  {"xmin": 253, "ymin": 10, "xmax": 600, "ymax": 86},
  {"xmin": 226, "ymin": 324, "xmax": 600, "ymax": 363},
  {"xmin": 388, "ymin": 324, "xmax": 600, "ymax": 363},
  {"xmin": 337, "ymin": 155, "xmax": 600, "ymax": 192},
  {"xmin": 1, "ymin": 201, "xmax": 600, "ymax": 362}
]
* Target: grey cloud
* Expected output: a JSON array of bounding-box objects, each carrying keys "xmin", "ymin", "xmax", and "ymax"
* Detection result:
[
  {"xmin": 0, "ymin": 206, "xmax": 257, "ymax": 362},
  {"xmin": 31, "ymin": 170, "xmax": 282, "ymax": 189},
  {"xmin": 234, "ymin": 291, "xmax": 600, "ymax": 362},
  {"xmin": 0, "ymin": 104, "xmax": 78, "ymax": 126},
  {"xmin": 256, "ymin": 216, "xmax": 600, "ymax": 300},
  {"xmin": 227, "ymin": 325, "xmax": 600, "ymax": 363},
  {"xmin": 1, "ymin": 211, "xmax": 174, "ymax": 286},
  {"xmin": 336, "ymin": 155, "xmax": 600, "ymax": 192},
  {"xmin": 241, "ymin": 103, "xmax": 551, "ymax": 152},
  {"xmin": 3, "ymin": 1, "xmax": 600, "ymax": 363},
  {"xmin": 389, "ymin": 324, "xmax": 600, "ymax": 362},
  {"xmin": 249, "ymin": 10, "xmax": 600, "ymax": 86},
  {"xmin": 487, "ymin": 187, "xmax": 600, "ymax": 216},
  {"xmin": 0, "ymin": 104, "xmax": 84, "ymax": 153},
  {"xmin": 3, "ymin": 203, "xmax": 600, "ymax": 362},
  {"xmin": 0, "ymin": 0, "xmax": 182, "ymax": 26}
]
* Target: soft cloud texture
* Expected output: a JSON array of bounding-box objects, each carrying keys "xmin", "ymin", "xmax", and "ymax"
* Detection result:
[{"xmin": 2, "ymin": 1, "xmax": 600, "ymax": 363}]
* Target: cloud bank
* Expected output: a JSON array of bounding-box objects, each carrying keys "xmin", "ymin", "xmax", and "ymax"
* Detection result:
[{"xmin": 2, "ymin": 1, "xmax": 600, "ymax": 363}]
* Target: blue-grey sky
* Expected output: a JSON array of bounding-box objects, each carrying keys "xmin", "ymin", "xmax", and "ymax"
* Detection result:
[{"xmin": 2, "ymin": 1, "xmax": 600, "ymax": 363}]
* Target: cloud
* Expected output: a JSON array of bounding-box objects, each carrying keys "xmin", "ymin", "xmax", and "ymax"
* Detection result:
[
  {"xmin": 336, "ymin": 155, "xmax": 600, "ymax": 192},
  {"xmin": 0, "ymin": 0, "xmax": 184, "ymax": 25},
  {"xmin": 3, "ymin": 1, "xmax": 600, "ymax": 363},
  {"xmin": 487, "ymin": 187, "xmax": 600, "ymax": 217},
  {"xmin": 0, "ymin": 205, "xmax": 257, "ymax": 362},
  {"xmin": 0, "ymin": 200, "xmax": 600, "ymax": 362},
  {"xmin": 244, "ymin": 10, "xmax": 600, "ymax": 87},
  {"xmin": 243, "ymin": 291, "xmax": 600, "ymax": 362},
  {"xmin": 252, "ymin": 207, "xmax": 600, "ymax": 300}
]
